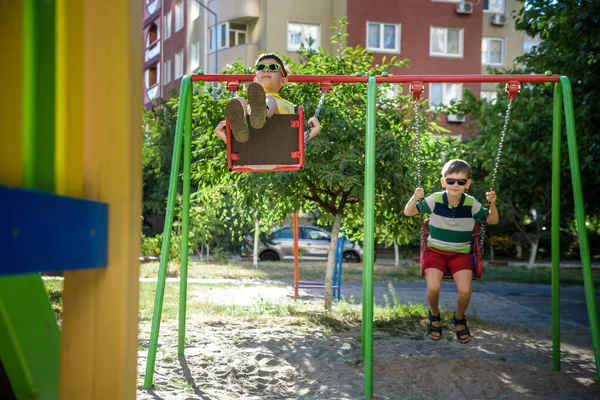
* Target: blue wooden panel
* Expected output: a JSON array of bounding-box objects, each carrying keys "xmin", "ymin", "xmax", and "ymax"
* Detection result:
[{"xmin": 0, "ymin": 185, "xmax": 109, "ymax": 276}]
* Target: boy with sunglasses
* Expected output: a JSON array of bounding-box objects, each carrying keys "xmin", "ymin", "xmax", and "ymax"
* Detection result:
[
  {"xmin": 404, "ymin": 159, "xmax": 498, "ymax": 344},
  {"xmin": 214, "ymin": 53, "xmax": 321, "ymax": 143}
]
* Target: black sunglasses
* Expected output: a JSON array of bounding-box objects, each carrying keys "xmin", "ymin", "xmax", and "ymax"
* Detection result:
[
  {"xmin": 255, "ymin": 63, "xmax": 284, "ymax": 75},
  {"xmin": 445, "ymin": 178, "xmax": 468, "ymax": 186}
]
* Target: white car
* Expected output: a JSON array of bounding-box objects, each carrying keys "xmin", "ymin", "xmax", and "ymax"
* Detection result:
[{"xmin": 243, "ymin": 225, "xmax": 364, "ymax": 263}]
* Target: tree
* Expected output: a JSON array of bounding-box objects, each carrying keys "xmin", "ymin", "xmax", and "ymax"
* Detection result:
[
  {"xmin": 459, "ymin": 83, "xmax": 577, "ymax": 268},
  {"xmin": 514, "ymin": 0, "xmax": 600, "ymax": 215}
]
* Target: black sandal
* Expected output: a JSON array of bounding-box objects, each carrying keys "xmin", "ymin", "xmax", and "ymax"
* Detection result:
[
  {"xmin": 427, "ymin": 311, "xmax": 442, "ymax": 341},
  {"xmin": 452, "ymin": 312, "xmax": 471, "ymax": 344}
]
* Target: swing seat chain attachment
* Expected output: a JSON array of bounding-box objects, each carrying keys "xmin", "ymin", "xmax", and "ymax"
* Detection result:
[{"xmin": 505, "ymin": 81, "xmax": 521, "ymax": 100}]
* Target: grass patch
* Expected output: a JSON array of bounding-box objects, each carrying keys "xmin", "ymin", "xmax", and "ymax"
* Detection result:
[
  {"xmin": 139, "ymin": 260, "xmax": 424, "ymax": 282},
  {"xmin": 140, "ymin": 259, "xmax": 600, "ymax": 286},
  {"xmin": 481, "ymin": 264, "xmax": 600, "ymax": 286}
]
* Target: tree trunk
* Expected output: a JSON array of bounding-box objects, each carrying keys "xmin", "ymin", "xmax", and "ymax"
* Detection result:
[
  {"xmin": 394, "ymin": 241, "xmax": 400, "ymax": 267},
  {"xmin": 527, "ymin": 239, "xmax": 540, "ymax": 269},
  {"xmin": 200, "ymin": 243, "xmax": 204, "ymax": 261},
  {"xmin": 324, "ymin": 212, "xmax": 343, "ymax": 310},
  {"xmin": 253, "ymin": 218, "xmax": 260, "ymax": 269},
  {"xmin": 515, "ymin": 242, "xmax": 523, "ymax": 259}
]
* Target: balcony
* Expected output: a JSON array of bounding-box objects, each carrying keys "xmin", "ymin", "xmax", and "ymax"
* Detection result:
[
  {"xmin": 207, "ymin": 43, "xmax": 259, "ymax": 74},
  {"xmin": 209, "ymin": 0, "xmax": 259, "ymax": 24}
]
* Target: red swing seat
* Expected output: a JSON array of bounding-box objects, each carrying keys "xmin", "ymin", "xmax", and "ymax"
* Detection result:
[
  {"xmin": 419, "ymin": 218, "xmax": 483, "ymax": 279},
  {"xmin": 226, "ymin": 106, "xmax": 305, "ymax": 173}
]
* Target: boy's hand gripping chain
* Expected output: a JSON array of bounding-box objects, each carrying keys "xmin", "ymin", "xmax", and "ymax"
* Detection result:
[{"xmin": 304, "ymin": 83, "xmax": 331, "ymax": 143}]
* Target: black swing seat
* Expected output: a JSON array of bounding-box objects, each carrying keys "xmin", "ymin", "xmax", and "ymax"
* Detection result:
[
  {"xmin": 419, "ymin": 218, "xmax": 483, "ymax": 280},
  {"xmin": 226, "ymin": 106, "xmax": 305, "ymax": 173}
]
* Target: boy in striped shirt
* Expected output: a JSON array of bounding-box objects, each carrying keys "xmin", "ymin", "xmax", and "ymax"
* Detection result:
[{"xmin": 404, "ymin": 159, "xmax": 498, "ymax": 343}]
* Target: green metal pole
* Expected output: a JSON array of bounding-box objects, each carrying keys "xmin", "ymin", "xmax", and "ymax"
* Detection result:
[
  {"xmin": 23, "ymin": 0, "xmax": 55, "ymax": 192},
  {"xmin": 560, "ymin": 76, "xmax": 600, "ymax": 384},
  {"xmin": 551, "ymin": 83, "xmax": 562, "ymax": 371},
  {"xmin": 178, "ymin": 83, "xmax": 193, "ymax": 355},
  {"xmin": 0, "ymin": 2, "xmax": 60, "ymax": 399},
  {"xmin": 362, "ymin": 76, "xmax": 376, "ymax": 399},
  {"xmin": 144, "ymin": 76, "xmax": 191, "ymax": 388}
]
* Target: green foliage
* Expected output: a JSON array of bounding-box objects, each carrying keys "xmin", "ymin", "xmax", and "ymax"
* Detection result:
[
  {"xmin": 142, "ymin": 100, "xmax": 177, "ymax": 216},
  {"xmin": 515, "ymin": 0, "xmax": 600, "ymax": 214}
]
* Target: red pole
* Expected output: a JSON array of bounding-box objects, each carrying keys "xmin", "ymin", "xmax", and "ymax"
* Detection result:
[
  {"xmin": 191, "ymin": 73, "xmax": 560, "ymax": 84},
  {"xmin": 293, "ymin": 212, "xmax": 299, "ymax": 300}
]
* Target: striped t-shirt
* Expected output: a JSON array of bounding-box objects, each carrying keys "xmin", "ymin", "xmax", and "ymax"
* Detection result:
[
  {"xmin": 416, "ymin": 191, "xmax": 488, "ymax": 254},
  {"xmin": 267, "ymin": 92, "xmax": 295, "ymax": 114}
]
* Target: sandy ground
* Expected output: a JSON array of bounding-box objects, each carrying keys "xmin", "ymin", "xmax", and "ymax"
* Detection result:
[{"xmin": 137, "ymin": 282, "xmax": 600, "ymax": 399}]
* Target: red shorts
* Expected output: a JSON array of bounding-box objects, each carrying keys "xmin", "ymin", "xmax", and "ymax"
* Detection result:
[{"xmin": 423, "ymin": 246, "xmax": 474, "ymax": 276}]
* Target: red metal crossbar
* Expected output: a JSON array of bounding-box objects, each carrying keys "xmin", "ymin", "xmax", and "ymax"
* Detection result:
[{"xmin": 192, "ymin": 73, "xmax": 560, "ymax": 84}]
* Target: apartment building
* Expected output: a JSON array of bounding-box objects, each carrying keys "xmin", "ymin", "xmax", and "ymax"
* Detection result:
[
  {"xmin": 143, "ymin": 0, "xmax": 527, "ymax": 130},
  {"xmin": 347, "ymin": 0, "xmax": 525, "ymax": 137}
]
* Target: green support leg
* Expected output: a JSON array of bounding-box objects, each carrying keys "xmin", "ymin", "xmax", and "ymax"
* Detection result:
[
  {"xmin": 560, "ymin": 77, "xmax": 600, "ymax": 384},
  {"xmin": 551, "ymin": 83, "xmax": 562, "ymax": 371},
  {"xmin": 362, "ymin": 76, "xmax": 376, "ymax": 399},
  {"xmin": 178, "ymin": 85, "xmax": 193, "ymax": 355},
  {"xmin": 144, "ymin": 76, "xmax": 192, "ymax": 388}
]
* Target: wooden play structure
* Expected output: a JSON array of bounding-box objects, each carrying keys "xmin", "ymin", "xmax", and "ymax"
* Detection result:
[{"xmin": 0, "ymin": 1, "xmax": 141, "ymax": 399}]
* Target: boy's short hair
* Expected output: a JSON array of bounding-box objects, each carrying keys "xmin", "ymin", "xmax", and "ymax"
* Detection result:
[
  {"xmin": 441, "ymin": 159, "xmax": 471, "ymax": 178},
  {"xmin": 255, "ymin": 53, "xmax": 288, "ymax": 77}
]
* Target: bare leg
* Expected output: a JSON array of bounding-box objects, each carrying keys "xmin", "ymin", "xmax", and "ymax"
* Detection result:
[
  {"xmin": 425, "ymin": 268, "xmax": 444, "ymax": 338},
  {"xmin": 452, "ymin": 269, "xmax": 473, "ymax": 340}
]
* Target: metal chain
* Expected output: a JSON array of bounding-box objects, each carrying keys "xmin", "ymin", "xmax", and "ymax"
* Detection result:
[
  {"xmin": 304, "ymin": 90, "xmax": 328, "ymax": 143},
  {"xmin": 413, "ymin": 99, "xmax": 425, "ymax": 242},
  {"xmin": 480, "ymin": 98, "xmax": 513, "ymax": 251}
]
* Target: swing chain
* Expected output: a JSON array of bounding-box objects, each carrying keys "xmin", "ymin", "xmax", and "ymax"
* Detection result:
[
  {"xmin": 480, "ymin": 95, "xmax": 514, "ymax": 251},
  {"xmin": 304, "ymin": 88, "xmax": 329, "ymax": 143},
  {"xmin": 413, "ymin": 98, "xmax": 425, "ymax": 242}
]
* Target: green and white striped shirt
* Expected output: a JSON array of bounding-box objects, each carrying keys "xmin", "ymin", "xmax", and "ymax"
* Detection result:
[{"xmin": 417, "ymin": 191, "xmax": 488, "ymax": 254}]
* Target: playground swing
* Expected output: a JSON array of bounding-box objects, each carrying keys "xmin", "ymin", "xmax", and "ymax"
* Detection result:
[
  {"xmin": 225, "ymin": 81, "xmax": 330, "ymax": 173},
  {"xmin": 411, "ymin": 81, "xmax": 521, "ymax": 279}
]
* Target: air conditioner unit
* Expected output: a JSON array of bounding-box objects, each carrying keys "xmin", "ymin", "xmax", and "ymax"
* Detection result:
[
  {"xmin": 447, "ymin": 114, "xmax": 466, "ymax": 123},
  {"xmin": 456, "ymin": 1, "xmax": 473, "ymax": 15},
  {"xmin": 491, "ymin": 14, "xmax": 508, "ymax": 26}
]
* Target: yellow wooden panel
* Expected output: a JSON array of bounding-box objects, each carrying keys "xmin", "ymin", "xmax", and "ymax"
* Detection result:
[
  {"xmin": 58, "ymin": 0, "xmax": 142, "ymax": 398},
  {"xmin": 0, "ymin": 2, "xmax": 23, "ymax": 186}
]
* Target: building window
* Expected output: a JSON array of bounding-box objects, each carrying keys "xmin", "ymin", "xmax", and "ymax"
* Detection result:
[
  {"xmin": 366, "ymin": 22, "xmax": 400, "ymax": 53},
  {"xmin": 191, "ymin": 0, "xmax": 200, "ymax": 20},
  {"xmin": 190, "ymin": 41, "xmax": 200, "ymax": 71},
  {"xmin": 175, "ymin": 1, "xmax": 184, "ymax": 32},
  {"xmin": 164, "ymin": 59, "xmax": 171, "ymax": 85},
  {"xmin": 163, "ymin": 11, "xmax": 171, "ymax": 39},
  {"xmin": 429, "ymin": 83, "xmax": 463, "ymax": 107},
  {"xmin": 229, "ymin": 23, "xmax": 247, "ymax": 47},
  {"xmin": 481, "ymin": 90, "xmax": 498, "ymax": 104},
  {"xmin": 287, "ymin": 22, "xmax": 320, "ymax": 52},
  {"xmin": 174, "ymin": 50, "xmax": 184, "ymax": 79},
  {"xmin": 484, "ymin": 0, "xmax": 505, "ymax": 13},
  {"xmin": 482, "ymin": 38, "xmax": 504, "ymax": 66},
  {"xmin": 145, "ymin": 63, "xmax": 159, "ymax": 88},
  {"xmin": 208, "ymin": 22, "xmax": 247, "ymax": 52},
  {"xmin": 147, "ymin": 23, "xmax": 158, "ymax": 45},
  {"xmin": 430, "ymin": 27, "xmax": 463, "ymax": 58}
]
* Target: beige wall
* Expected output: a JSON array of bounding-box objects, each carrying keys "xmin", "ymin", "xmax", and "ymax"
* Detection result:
[
  {"xmin": 259, "ymin": 0, "xmax": 346, "ymax": 63},
  {"xmin": 481, "ymin": 0, "xmax": 525, "ymax": 91}
]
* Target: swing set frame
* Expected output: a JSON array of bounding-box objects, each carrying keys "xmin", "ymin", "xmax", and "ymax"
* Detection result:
[{"xmin": 144, "ymin": 72, "xmax": 600, "ymax": 399}]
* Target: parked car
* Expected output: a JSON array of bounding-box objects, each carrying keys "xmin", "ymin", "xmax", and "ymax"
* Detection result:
[{"xmin": 243, "ymin": 225, "xmax": 364, "ymax": 263}]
